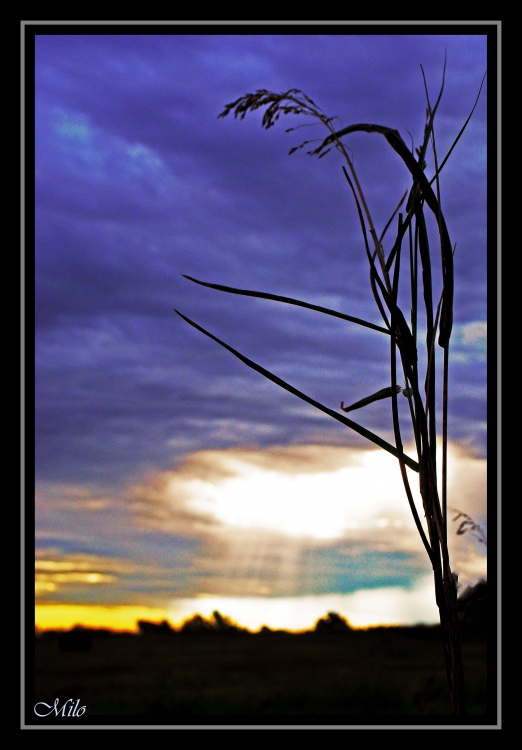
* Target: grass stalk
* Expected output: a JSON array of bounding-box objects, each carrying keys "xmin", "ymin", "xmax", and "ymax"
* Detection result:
[{"xmin": 177, "ymin": 69, "xmax": 485, "ymax": 715}]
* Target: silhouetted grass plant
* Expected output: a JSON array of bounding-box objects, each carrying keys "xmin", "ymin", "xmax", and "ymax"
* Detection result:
[
  {"xmin": 176, "ymin": 61, "xmax": 486, "ymax": 715},
  {"xmin": 449, "ymin": 507, "xmax": 487, "ymax": 548}
]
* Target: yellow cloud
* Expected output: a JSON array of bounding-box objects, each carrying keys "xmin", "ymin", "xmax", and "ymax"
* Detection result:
[
  {"xmin": 36, "ymin": 572, "xmax": 114, "ymax": 585},
  {"xmin": 35, "ymin": 604, "xmax": 174, "ymax": 632},
  {"xmin": 35, "ymin": 552, "xmax": 138, "ymax": 600}
]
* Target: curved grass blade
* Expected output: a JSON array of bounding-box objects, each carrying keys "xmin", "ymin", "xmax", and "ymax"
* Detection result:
[
  {"xmin": 314, "ymin": 123, "xmax": 454, "ymax": 346},
  {"xmin": 182, "ymin": 275, "xmax": 390, "ymax": 335},
  {"xmin": 342, "ymin": 175, "xmax": 417, "ymax": 369},
  {"xmin": 378, "ymin": 190, "xmax": 408, "ymax": 246},
  {"xmin": 342, "ymin": 169, "xmax": 417, "ymax": 369},
  {"xmin": 417, "ymin": 55, "xmax": 447, "ymax": 172},
  {"xmin": 430, "ymin": 71, "xmax": 487, "ymax": 183},
  {"xmin": 315, "ymin": 123, "xmax": 442, "ymax": 213},
  {"xmin": 385, "ymin": 211, "xmax": 412, "ymax": 273},
  {"xmin": 389, "ymin": 304, "xmax": 433, "ymax": 564},
  {"xmin": 448, "ymin": 507, "xmax": 487, "ymax": 547},
  {"xmin": 175, "ymin": 309, "xmax": 419, "ymax": 473},
  {"xmin": 341, "ymin": 167, "xmax": 392, "ymax": 329},
  {"xmin": 341, "ymin": 386, "xmax": 402, "ymax": 413}
]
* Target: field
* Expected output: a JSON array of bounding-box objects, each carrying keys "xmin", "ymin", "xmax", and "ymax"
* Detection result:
[{"xmin": 32, "ymin": 625, "xmax": 490, "ymax": 723}]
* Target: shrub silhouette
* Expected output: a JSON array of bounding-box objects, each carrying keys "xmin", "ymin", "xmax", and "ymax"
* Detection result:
[
  {"xmin": 179, "ymin": 614, "xmax": 215, "ymax": 633},
  {"xmin": 137, "ymin": 619, "xmax": 175, "ymax": 636},
  {"xmin": 457, "ymin": 579, "xmax": 487, "ymax": 629},
  {"xmin": 178, "ymin": 611, "xmax": 247, "ymax": 634},
  {"xmin": 314, "ymin": 612, "xmax": 352, "ymax": 633}
]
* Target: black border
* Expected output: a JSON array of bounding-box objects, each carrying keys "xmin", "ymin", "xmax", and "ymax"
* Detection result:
[{"xmin": 25, "ymin": 20, "xmax": 499, "ymax": 730}]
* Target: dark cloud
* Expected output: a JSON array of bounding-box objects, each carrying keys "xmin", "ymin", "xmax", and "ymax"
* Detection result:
[{"xmin": 35, "ymin": 32, "xmax": 488, "ymax": 492}]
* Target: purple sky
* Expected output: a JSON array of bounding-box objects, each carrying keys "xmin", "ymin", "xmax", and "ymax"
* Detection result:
[{"xmin": 33, "ymin": 29, "xmax": 490, "ymax": 629}]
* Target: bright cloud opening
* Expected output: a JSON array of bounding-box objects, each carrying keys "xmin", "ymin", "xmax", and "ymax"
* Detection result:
[{"xmin": 181, "ymin": 447, "xmax": 419, "ymax": 540}]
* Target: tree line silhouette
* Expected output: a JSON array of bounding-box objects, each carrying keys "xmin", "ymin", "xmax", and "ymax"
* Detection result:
[{"xmin": 47, "ymin": 579, "xmax": 486, "ymax": 653}]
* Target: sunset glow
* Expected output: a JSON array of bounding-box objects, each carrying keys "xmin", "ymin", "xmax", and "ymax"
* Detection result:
[
  {"xmin": 185, "ymin": 448, "xmax": 417, "ymax": 539},
  {"xmin": 35, "ymin": 443, "xmax": 486, "ymax": 632},
  {"xmin": 35, "ymin": 577, "xmax": 442, "ymax": 633},
  {"xmin": 34, "ymin": 33, "xmax": 488, "ymax": 644},
  {"xmin": 35, "ymin": 605, "xmax": 174, "ymax": 633}
]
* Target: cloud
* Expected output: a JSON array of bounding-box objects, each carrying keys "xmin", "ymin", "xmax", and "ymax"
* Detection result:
[
  {"xmin": 35, "ymin": 550, "xmax": 135, "ymax": 598},
  {"xmin": 35, "ymin": 485, "xmax": 114, "ymax": 512},
  {"xmin": 35, "ymin": 34, "xmax": 488, "ymax": 489},
  {"xmin": 129, "ymin": 444, "xmax": 417, "ymax": 537},
  {"xmin": 452, "ymin": 321, "xmax": 487, "ymax": 363},
  {"xmin": 35, "ymin": 442, "xmax": 487, "ymax": 620},
  {"xmin": 127, "ymin": 442, "xmax": 487, "ymax": 596},
  {"xmin": 34, "ymin": 545, "xmax": 198, "ymax": 606}
]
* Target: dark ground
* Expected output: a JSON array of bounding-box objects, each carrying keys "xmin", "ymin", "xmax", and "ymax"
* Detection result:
[{"xmin": 32, "ymin": 624, "xmax": 490, "ymax": 721}]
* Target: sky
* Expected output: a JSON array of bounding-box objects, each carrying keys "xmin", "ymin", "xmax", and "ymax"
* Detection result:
[{"xmin": 33, "ymin": 28, "xmax": 490, "ymax": 632}]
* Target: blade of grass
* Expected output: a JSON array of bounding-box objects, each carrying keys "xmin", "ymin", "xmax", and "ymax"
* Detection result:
[
  {"xmin": 430, "ymin": 71, "xmax": 487, "ymax": 183},
  {"xmin": 175, "ymin": 308, "xmax": 419, "ymax": 472},
  {"xmin": 182, "ymin": 275, "xmax": 391, "ymax": 335},
  {"xmin": 416, "ymin": 206, "xmax": 437, "ymax": 463},
  {"xmin": 389, "ymin": 291, "xmax": 434, "ymax": 565},
  {"xmin": 417, "ymin": 54, "xmax": 447, "ymax": 171},
  {"xmin": 341, "ymin": 167, "xmax": 394, "ymax": 335},
  {"xmin": 422, "ymin": 67, "xmax": 454, "ymax": 599},
  {"xmin": 315, "ymin": 121, "xmax": 454, "ymax": 346},
  {"xmin": 378, "ymin": 190, "xmax": 408, "ymax": 246},
  {"xmin": 342, "ymin": 166, "xmax": 417, "ymax": 369},
  {"xmin": 340, "ymin": 386, "xmax": 402, "ymax": 413},
  {"xmin": 385, "ymin": 210, "xmax": 412, "ymax": 273}
]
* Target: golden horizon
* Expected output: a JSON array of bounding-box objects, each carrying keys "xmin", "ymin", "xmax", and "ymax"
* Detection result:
[{"xmin": 34, "ymin": 598, "xmax": 434, "ymax": 634}]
